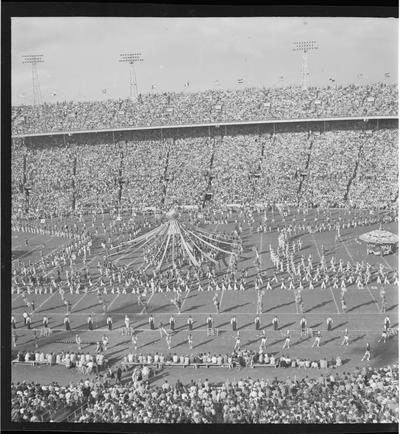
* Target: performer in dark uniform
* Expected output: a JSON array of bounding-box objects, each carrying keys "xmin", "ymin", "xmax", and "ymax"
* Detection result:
[
  {"xmin": 88, "ymin": 314, "xmax": 94, "ymax": 331},
  {"xmin": 149, "ymin": 314, "xmax": 155, "ymax": 330},
  {"xmin": 231, "ymin": 316, "xmax": 237, "ymax": 331},
  {"xmin": 169, "ymin": 315, "xmax": 175, "ymax": 331},
  {"xmin": 106, "ymin": 315, "xmax": 113, "ymax": 331},
  {"xmin": 64, "ymin": 315, "xmax": 71, "ymax": 331},
  {"xmin": 187, "ymin": 316, "xmax": 193, "ymax": 331},
  {"xmin": 272, "ymin": 315, "xmax": 279, "ymax": 331}
]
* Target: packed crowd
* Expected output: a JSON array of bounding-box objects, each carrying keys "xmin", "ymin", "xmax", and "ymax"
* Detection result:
[
  {"xmin": 11, "ymin": 363, "xmax": 399, "ymax": 423},
  {"xmin": 12, "ymin": 83, "xmax": 398, "ymax": 135},
  {"xmin": 11, "ymin": 124, "xmax": 398, "ymax": 216}
]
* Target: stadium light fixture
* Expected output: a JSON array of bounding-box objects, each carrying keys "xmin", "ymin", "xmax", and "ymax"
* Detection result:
[
  {"xmin": 292, "ymin": 41, "xmax": 318, "ymax": 90},
  {"xmin": 119, "ymin": 53, "xmax": 144, "ymax": 100},
  {"xmin": 22, "ymin": 55, "xmax": 44, "ymax": 105}
]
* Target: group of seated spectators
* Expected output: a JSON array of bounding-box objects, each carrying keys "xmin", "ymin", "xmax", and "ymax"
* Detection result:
[
  {"xmin": 11, "ymin": 363, "xmax": 399, "ymax": 423},
  {"xmin": 11, "ymin": 122, "xmax": 398, "ymax": 215},
  {"xmin": 13, "ymin": 350, "xmax": 107, "ymax": 372},
  {"xmin": 121, "ymin": 350, "xmax": 342, "ymax": 370},
  {"xmin": 12, "ymin": 83, "xmax": 398, "ymax": 135}
]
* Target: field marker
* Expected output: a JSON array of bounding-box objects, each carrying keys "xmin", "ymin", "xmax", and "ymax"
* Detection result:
[
  {"xmin": 33, "ymin": 292, "xmax": 58, "ymax": 313},
  {"xmin": 72, "ymin": 293, "xmax": 87, "ymax": 310},
  {"xmin": 328, "ymin": 286, "xmax": 341, "ymax": 314},
  {"xmin": 180, "ymin": 281, "xmax": 193, "ymax": 312},
  {"xmin": 12, "ymin": 234, "xmax": 43, "ymax": 250},
  {"xmin": 12, "ymin": 293, "xmax": 23, "ymax": 303},
  {"xmin": 141, "ymin": 292, "xmax": 154, "ymax": 314},
  {"xmin": 312, "ymin": 234, "xmax": 340, "ymax": 314},
  {"xmin": 108, "ymin": 293, "xmax": 120, "ymax": 311},
  {"xmin": 380, "ymin": 256, "xmax": 394, "ymax": 272},
  {"xmin": 294, "ymin": 293, "xmax": 299, "ymax": 315},
  {"xmin": 365, "ymin": 285, "xmax": 381, "ymax": 313}
]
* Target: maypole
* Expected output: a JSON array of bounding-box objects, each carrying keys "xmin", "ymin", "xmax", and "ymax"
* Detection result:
[{"xmin": 107, "ymin": 210, "xmax": 237, "ymax": 279}]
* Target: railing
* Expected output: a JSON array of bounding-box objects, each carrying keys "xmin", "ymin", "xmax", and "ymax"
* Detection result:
[
  {"xmin": 65, "ymin": 402, "xmax": 88, "ymax": 422},
  {"xmin": 12, "ymin": 114, "xmax": 398, "ymax": 138}
]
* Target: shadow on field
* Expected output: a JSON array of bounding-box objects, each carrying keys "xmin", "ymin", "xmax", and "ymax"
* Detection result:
[
  {"xmin": 309, "ymin": 322, "xmax": 323, "ymax": 329},
  {"xmin": 331, "ymin": 321, "xmax": 348, "ymax": 331},
  {"xmin": 278, "ymin": 321, "xmax": 296, "ymax": 331},
  {"xmin": 12, "ymin": 249, "xmax": 31, "ymax": 259},
  {"xmin": 238, "ymin": 322, "xmax": 254, "ymax": 330},
  {"xmin": 107, "ymin": 348, "xmax": 127, "ymax": 359},
  {"xmin": 270, "ymin": 337, "xmax": 287, "ymax": 346},
  {"xmin": 321, "ymin": 336, "xmax": 340, "ymax": 346},
  {"xmin": 264, "ymin": 301, "xmax": 295, "ymax": 313},
  {"xmin": 292, "ymin": 336, "xmax": 311, "ymax": 346},
  {"xmin": 350, "ymin": 334, "xmax": 366, "ymax": 344},
  {"xmin": 216, "ymin": 321, "xmax": 230, "ymax": 329},
  {"xmin": 172, "ymin": 340, "xmax": 187, "ymax": 349},
  {"xmin": 109, "ymin": 303, "xmax": 139, "ymax": 314},
  {"xmin": 193, "ymin": 338, "xmax": 214, "ymax": 349},
  {"xmin": 41, "ymin": 304, "xmax": 67, "ymax": 312},
  {"xmin": 347, "ymin": 301, "xmax": 374, "ymax": 312},
  {"xmin": 386, "ymin": 304, "xmax": 398, "ymax": 312},
  {"xmin": 184, "ymin": 305, "xmax": 205, "ymax": 312},
  {"xmin": 305, "ymin": 300, "xmax": 332, "ymax": 313},
  {"xmin": 74, "ymin": 303, "xmax": 101, "ymax": 313},
  {"xmin": 113, "ymin": 339, "xmax": 131, "ymax": 348},
  {"xmin": 223, "ymin": 303, "xmax": 250, "ymax": 312},
  {"xmin": 244, "ymin": 338, "xmax": 259, "ymax": 347},
  {"xmin": 141, "ymin": 339, "xmax": 160, "ymax": 348},
  {"xmin": 151, "ymin": 304, "xmax": 171, "ymax": 312},
  {"xmin": 134, "ymin": 322, "xmax": 148, "ymax": 329}
]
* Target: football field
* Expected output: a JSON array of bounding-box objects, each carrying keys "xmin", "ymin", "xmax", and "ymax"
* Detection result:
[{"xmin": 11, "ymin": 208, "xmax": 399, "ymax": 384}]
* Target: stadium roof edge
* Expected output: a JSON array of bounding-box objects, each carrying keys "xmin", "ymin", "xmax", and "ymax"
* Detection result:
[{"xmin": 12, "ymin": 115, "xmax": 398, "ymax": 139}]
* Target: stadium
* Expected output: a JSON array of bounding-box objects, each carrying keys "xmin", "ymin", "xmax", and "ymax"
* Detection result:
[{"xmin": 10, "ymin": 17, "xmax": 399, "ymax": 424}]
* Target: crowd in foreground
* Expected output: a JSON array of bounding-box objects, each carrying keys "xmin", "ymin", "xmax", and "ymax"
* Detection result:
[
  {"xmin": 12, "ymin": 83, "xmax": 398, "ymax": 134},
  {"xmin": 11, "ymin": 363, "xmax": 399, "ymax": 423}
]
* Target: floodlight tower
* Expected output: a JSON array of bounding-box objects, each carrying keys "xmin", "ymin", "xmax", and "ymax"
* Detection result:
[
  {"xmin": 119, "ymin": 53, "xmax": 144, "ymax": 100},
  {"xmin": 292, "ymin": 41, "xmax": 318, "ymax": 90},
  {"xmin": 22, "ymin": 55, "xmax": 44, "ymax": 105}
]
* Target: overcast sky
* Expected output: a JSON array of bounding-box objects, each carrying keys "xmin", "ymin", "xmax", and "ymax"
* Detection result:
[{"xmin": 11, "ymin": 17, "xmax": 398, "ymax": 105}]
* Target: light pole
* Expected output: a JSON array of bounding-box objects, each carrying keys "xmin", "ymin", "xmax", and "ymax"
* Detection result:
[
  {"xmin": 292, "ymin": 41, "xmax": 318, "ymax": 90},
  {"xmin": 119, "ymin": 53, "xmax": 144, "ymax": 100},
  {"xmin": 22, "ymin": 55, "xmax": 44, "ymax": 106}
]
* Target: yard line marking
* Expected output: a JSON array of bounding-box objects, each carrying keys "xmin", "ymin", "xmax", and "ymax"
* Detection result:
[
  {"xmin": 12, "ymin": 293, "xmax": 23, "ymax": 303},
  {"xmin": 181, "ymin": 282, "xmax": 192, "ymax": 312},
  {"xmin": 365, "ymin": 285, "xmax": 381, "ymax": 313},
  {"xmin": 12, "ymin": 234, "xmax": 43, "ymax": 249},
  {"xmin": 329, "ymin": 285, "xmax": 341, "ymax": 314},
  {"xmin": 338, "ymin": 242, "xmax": 384, "ymax": 314},
  {"xmin": 312, "ymin": 233, "xmax": 321, "ymax": 259},
  {"xmin": 34, "ymin": 292, "xmax": 58, "ymax": 313},
  {"xmin": 141, "ymin": 292, "xmax": 154, "ymax": 314},
  {"xmin": 380, "ymin": 256, "xmax": 394, "ymax": 271},
  {"xmin": 108, "ymin": 293, "xmax": 120, "ymax": 311},
  {"xmin": 219, "ymin": 288, "xmax": 226, "ymax": 313},
  {"xmin": 342, "ymin": 243, "xmax": 355, "ymax": 262},
  {"xmin": 312, "ymin": 233, "xmax": 340, "ymax": 314},
  {"xmin": 72, "ymin": 293, "xmax": 87, "ymax": 310},
  {"xmin": 294, "ymin": 293, "xmax": 299, "ymax": 315}
]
